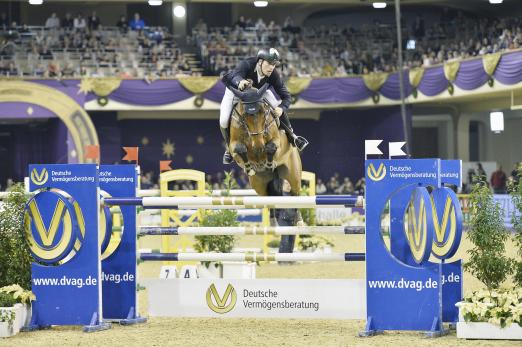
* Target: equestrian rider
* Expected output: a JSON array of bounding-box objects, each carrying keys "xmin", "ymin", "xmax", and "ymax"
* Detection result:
[{"xmin": 219, "ymin": 48, "xmax": 309, "ymax": 164}]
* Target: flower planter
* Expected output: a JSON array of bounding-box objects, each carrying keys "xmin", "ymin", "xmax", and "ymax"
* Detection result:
[
  {"xmin": 456, "ymin": 306, "xmax": 522, "ymax": 340},
  {"xmin": 457, "ymin": 321, "xmax": 522, "ymax": 339},
  {"xmin": 0, "ymin": 321, "xmax": 16, "ymax": 338},
  {"xmin": 0, "ymin": 306, "xmax": 21, "ymax": 338},
  {"xmin": 15, "ymin": 303, "xmax": 31, "ymax": 330}
]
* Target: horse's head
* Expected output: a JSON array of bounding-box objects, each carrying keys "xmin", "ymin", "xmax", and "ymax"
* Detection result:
[{"xmin": 230, "ymin": 83, "xmax": 273, "ymax": 151}]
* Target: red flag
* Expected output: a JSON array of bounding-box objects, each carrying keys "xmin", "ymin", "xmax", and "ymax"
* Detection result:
[
  {"xmin": 122, "ymin": 147, "xmax": 139, "ymax": 162},
  {"xmin": 84, "ymin": 145, "xmax": 100, "ymax": 162},
  {"xmin": 160, "ymin": 160, "xmax": 172, "ymax": 172}
]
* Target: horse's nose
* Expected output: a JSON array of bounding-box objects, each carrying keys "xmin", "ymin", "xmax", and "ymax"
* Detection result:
[{"xmin": 251, "ymin": 138, "xmax": 265, "ymax": 152}]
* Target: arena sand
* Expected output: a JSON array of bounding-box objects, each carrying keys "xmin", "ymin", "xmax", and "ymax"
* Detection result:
[{"xmin": 2, "ymin": 235, "xmax": 520, "ymax": 346}]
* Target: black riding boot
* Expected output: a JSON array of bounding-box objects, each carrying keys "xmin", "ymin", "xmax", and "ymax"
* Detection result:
[
  {"xmin": 220, "ymin": 126, "xmax": 233, "ymax": 164},
  {"xmin": 280, "ymin": 112, "xmax": 309, "ymax": 152}
]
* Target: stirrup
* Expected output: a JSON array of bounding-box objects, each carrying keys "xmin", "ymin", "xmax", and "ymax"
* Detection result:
[
  {"xmin": 294, "ymin": 136, "xmax": 309, "ymax": 152},
  {"xmin": 223, "ymin": 151, "xmax": 233, "ymax": 164}
]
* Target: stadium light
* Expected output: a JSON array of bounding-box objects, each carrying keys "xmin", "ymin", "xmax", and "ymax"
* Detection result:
[
  {"xmin": 254, "ymin": 1, "xmax": 269, "ymax": 7},
  {"xmin": 148, "ymin": 0, "xmax": 163, "ymax": 5},
  {"xmin": 489, "ymin": 0, "xmax": 503, "ymax": 4},
  {"xmin": 173, "ymin": 5, "xmax": 186, "ymax": 18},
  {"xmin": 29, "ymin": 0, "xmax": 43, "ymax": 5},
  {"xmin": 372, "ymin": 2, "xmax": 387, "ymax": 9},
  {"xmin": 490, "ymin": 111, "xmax": 504, "ymax": 133}
]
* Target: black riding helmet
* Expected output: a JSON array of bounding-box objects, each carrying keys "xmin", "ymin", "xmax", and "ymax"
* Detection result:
[{"xmin": 257, "ymin": 48, "xmax": 281, "ymax": 66}]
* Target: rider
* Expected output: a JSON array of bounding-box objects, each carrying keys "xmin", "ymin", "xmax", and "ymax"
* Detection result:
[{"xmin": 219, "ymin": 48, "xmax": 309, "ymax": 164}]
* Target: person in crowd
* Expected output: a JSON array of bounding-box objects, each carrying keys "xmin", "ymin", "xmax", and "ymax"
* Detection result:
[
  {"xmin": 116, "ymin": 15, "xmax": 128, "ymax": 32},
  {"xmin": 475, "ymin": 162, "xmax": 488, "ymax": 186},
  {"xmin": 129, "ymin": 13, "xmax": 145, "ymax": 31},
  {"xmin": 62, "ymin": 13, "xmax": 74, "ymax": 29},
  {"xmin": 88, "ymin": 11, "xmax": 101, "ymax": 30},
  {"xmin": 73, "ymin": 13, "xmax": 87, "ymax": 31},
  {"xmin": 45, "ymin": 13, "xmax": 60, "ymax": 29},
  {"xmin": 316, "ymin": 178, "xmax": 327, "ymax": 195},
  {"xmin": 0, "ymin": 12, "xmax": 8, "ymax": 29},
  {"xmin": 490, "ymin": 165, "xmax": 507, "ymax": 194},
  {"xmin": 337, "ymin": 177, "xmax": 354, "ymax": 194}
]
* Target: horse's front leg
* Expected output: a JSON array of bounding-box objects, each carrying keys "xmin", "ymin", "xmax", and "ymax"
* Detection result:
[
  {"xmin": 265, "ymin": 141, "xmax": 277, "ymax": 171},
  {"xmin": 233, "ymin": 142, "xmax": 255, "ymax": 176}
]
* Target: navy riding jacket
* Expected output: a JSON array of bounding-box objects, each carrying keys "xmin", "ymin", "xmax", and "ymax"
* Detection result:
[{"xmin": 222, "ymin": 57, "xmax": 291, "ymax": 112}]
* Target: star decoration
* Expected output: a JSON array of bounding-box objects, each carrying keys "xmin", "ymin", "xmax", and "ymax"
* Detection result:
[
  {"xmin": 197, "ymin": 135, "xmax": 204, "ymax": 144},
  {"xmin": 141, "ymin": 137, "xmax": 149, "ymax": 146},
  {"xmin": 185, "ymin": 155, "xmax": 194, "ymax": 164},
  {"xmin": 27, "ymin": 107, "xmax": 33, "ymax": 116},
  {"xmin": 162, "ymin": 139, "xmax": 175, "ymax": 159},
  {"xmin": 78, "ymin": 79, "xmax": 94, "ymax": 95}
]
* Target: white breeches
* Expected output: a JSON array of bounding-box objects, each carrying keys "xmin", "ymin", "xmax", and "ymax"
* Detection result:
[{"xmin": 219, "ymin": 87, "xmax": 280, "ymax": 128}]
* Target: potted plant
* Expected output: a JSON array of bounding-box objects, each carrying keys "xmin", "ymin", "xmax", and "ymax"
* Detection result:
[
  {"xmin": 456, "ymin": 177, "xmax": 521, "ymax": 339},
  {"xmin": 194, "ymin": 172, "xmax": 245, "ymax": 278},
  {"xmin": 0, "ymin": 285, "xmax": 35, "ymax": 330},
  {"xmin": 0, "ymin": 291, "xmax": 19, "ymax": 338},
  {"xmin": 0, "ymin": 183, "xmax": 32, "ymax": 289}
]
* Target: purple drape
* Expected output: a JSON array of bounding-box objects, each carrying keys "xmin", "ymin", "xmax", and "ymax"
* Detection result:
[
  {"xmin": 454, "ymin": 59, "xmax": 489, "ymax": 90},
  {"xmin": 380, "ymin": 72, "xmax": 412, "ymax": 100},
  {"xmin": 494, "ymin": 51, "xmax": 522, "ymax": 85},
  {"xmin": 109, "ymin": 80, "xmax": 192, "ymax": 105},
  {"xmin": 418, "ymin": 66, "xmax": 449, "ymax": 96},
  {"xmin": 202, "ymin": 82, "xmax": 226, "ymax": 103},
  {"xmin": 31, "ymin": 80, "xmax": 85, "ymax": 106},
  {"xmin": 12, "ymin": 51, "xmax": 522, "ymax": 106},
  {"xmin": 300, "ymin": 78, "xmax": 372, "ymax": 103}
]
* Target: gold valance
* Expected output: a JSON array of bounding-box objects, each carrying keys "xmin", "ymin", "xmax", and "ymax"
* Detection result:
[
  {"xmin": 286, "ymin": 77, "xmax": 312, "ymax": 95},
  {"xmin": 482, "ymin": 52, "xmax": 502, "ymax": 76},
  {"xmin": 443, "ymin": 61, "xmax": 460, "ymax": 82},
  {"xmin": 177, "ymin": 76, "xmax": 219, "ymax": 94},
  {"xmin": 79, "ymin": 77, "xmax": 122, "ymax": 96},
  {"xmin": 362, "ymin": 72, "xmax": 389, "ymax": 92},
  {"xmin": 409, "ymin": 68, "xmax": 425, "ymax": 88}
]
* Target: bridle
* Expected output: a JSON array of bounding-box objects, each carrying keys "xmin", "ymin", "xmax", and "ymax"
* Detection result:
[{"xmin": 232, "ymin": 99, "xmax": 278, "ymax": 138}]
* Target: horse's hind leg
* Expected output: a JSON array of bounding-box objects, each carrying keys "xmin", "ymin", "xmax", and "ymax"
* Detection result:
[{"xmin": 267, "ymin": 174, "xmax": 297, "ymax": 256}]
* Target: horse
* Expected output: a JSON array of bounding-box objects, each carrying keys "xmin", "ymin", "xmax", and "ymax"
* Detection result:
[{"xmin": 226, "ymin": 84, "xmax": 303, "ymax": 253}]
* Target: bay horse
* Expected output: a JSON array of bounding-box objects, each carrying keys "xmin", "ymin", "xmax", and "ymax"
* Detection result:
[{"xmin": 226, "ymin": 84, "xmax": 303, "ymax": 253}]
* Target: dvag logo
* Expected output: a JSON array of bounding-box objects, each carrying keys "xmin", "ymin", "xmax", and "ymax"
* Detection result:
[
  {"xmin": 24, "ymin": 191, "xmax": 84, "ymax": 264},
  {"xmin": 206, "ymin": 283, "xmax": 237, "ymax": 314},
  {"xmin": 367, "ymin": 163, "xmax": 386, "ymax": 182},
  {"xmin": 404, "ymin": 187, "xmax": 463, "ymax": 264},
  {"xmin": 30, "ymin": 168, "xmax": 48, "ymax": 186}
]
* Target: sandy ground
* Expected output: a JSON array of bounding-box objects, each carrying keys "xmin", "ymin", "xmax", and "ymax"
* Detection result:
[{"xmin": 2, "ymin": 235, "xmax": 520, "ymax": 346}]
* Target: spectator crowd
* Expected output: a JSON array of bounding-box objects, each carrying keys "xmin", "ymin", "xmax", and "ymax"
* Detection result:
[{"xmin": 0, "ymin": 8, "xmax": 520, "ymax": 78}]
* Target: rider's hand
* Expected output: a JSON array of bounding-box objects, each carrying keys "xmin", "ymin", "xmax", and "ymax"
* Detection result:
[
  {"xmin": 238, "ymin": 80, "xmax": 251, "ymax": 91},
  {"xmin": 274, "ymin": 107, "xmax": 284, "ymax": 118}
]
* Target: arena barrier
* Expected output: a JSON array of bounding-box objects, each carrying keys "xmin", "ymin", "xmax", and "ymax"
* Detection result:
[
  {"xmin": 136, "ymin": 225, "xmax": 365, "ymax": 236},
  {"xmin": 139, "ymin": 252, "xmax": 366, "ymax": 262},
  {"xmin": 22, "ymin": 156, "xmax": 464, "ymax": 336},
  {"xmin": 103, "ymin": 195, "xmax": 363, "ymax": 209}
]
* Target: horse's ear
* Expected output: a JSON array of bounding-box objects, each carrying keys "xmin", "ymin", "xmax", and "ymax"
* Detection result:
[
  {"xmin": 257, "ymin": 83, "xmax": 269, "ymax": 96},
  {"xmin": 229, "ymin": 86, "xmax": 244, "ymax": 98}
]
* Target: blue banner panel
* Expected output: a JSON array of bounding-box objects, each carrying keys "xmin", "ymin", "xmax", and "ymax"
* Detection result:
[
  {"xmin": 365, "ymin": 159, "xmax": 443, "ymax": 332},
  {"xmin": 99, "ymin": 165, "xmax": 139, "ymax": 321},
  {"xmin": 27, "ymin": 164, "xmax": 101, "ymax": 326}
]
